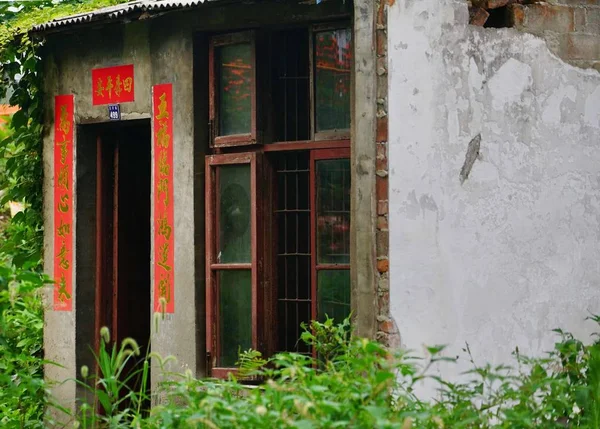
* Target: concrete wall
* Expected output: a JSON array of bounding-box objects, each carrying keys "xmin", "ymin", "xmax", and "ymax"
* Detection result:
[
  {"xmin": 42, "ymin": 16, "xmax": 198, "ymax": 418},
  {"xmin": 388, "ymin": 0, "xmax": 600, "ymax": 378}
]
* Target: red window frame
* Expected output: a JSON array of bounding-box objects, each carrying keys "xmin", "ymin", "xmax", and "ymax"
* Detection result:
[
  {"xmin": 205, "ymin": 152, "xmax": 263, "ymax": 378},
  {"xmin": 209, "ymin": 31, "xmax": 258, "ymax": 148},
  {"xmin": 205, "ymin": 23, "xmax": 353, "ymax": 378},
  {"xmin": 310, "ymin": 23, "xmax": 352, "ymax": 142},
  {"xmin": 309, "ymin": 148, "xmax": 351, "ymax": 335}
]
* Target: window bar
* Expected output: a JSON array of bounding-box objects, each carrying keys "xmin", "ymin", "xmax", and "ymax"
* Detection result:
[
  {"xmin": 284, "ymin": 32, "xmax": 288, "ymax": 142},
  {"xmin": 295, "ymin": 36, "xmax": 299, "ymax": 141}
]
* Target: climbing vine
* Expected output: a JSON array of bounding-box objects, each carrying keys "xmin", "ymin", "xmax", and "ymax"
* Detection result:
[
  {"xmin": 0, "ymin": 2, "xmax": 129, "ymax": 424},
  {"xmin": 0, "ymin": 0, "xmax": 130, "ymax": 268}
]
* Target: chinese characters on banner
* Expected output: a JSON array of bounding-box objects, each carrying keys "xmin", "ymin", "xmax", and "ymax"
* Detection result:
[
  {"xmin": 153, "ymin": 84, "xmax": 175, "ymax": 313},
  {"xmin": 92, "ymin": 64, "xmax": 134, "ymax": 105},
  {"xmin": 54, "ymin": 95, "xmax": 74, "ymax": 311}
]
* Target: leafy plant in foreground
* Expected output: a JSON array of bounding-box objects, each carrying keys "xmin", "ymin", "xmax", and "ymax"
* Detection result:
[
  {"xmin": 68, "ymin": 316, "xmax": 600, "ymax": 429},
  {"xmin": 0, "ymin": 262, "xmax": 48, "ymax": 428}
]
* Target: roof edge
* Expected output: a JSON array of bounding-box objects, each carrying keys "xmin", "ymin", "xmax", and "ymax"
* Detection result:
[{"xmin": 31, "ymin": 0, "xmax": 209, "ymax": 33}]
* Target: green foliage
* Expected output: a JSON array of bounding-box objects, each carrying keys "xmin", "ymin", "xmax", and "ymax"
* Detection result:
[
  {"xmin": 74, "ymin": 328, "xmax": 151, "ymax": 428},
  {"xmin": 0, "ymin": 2, "xmax": 134, "ymax": 427},
  {"xmin": 66, "ymin": 316, "xmax": 600, "ymax": 429},
  {"xmin": 0, "ymin": 262, "xmax": 48, "ymax": 427}
]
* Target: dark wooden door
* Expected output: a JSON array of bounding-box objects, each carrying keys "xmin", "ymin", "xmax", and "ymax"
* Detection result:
[{"xmin": 95, "ymin": 122, "xmax": 151, "ymax": 402}]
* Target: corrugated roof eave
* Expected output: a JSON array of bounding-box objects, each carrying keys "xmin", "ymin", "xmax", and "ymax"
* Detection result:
[{"xmin": 31, "ymin": 0, "xmax": 208, "ymax": 33}]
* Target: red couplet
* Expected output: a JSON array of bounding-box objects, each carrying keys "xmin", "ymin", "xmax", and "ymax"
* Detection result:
[
  {"xmin": 53, "ymin": 95, "xmax": 74, "ymax": 311},
  {"xmin": 152, "ymin": 84, "xmax": 175, "ymax": 314},
  {"xmin": 91, "ymin": 64, "xmax": 135, "ymax": 105}
]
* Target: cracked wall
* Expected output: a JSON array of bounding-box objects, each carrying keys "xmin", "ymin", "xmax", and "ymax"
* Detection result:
[{"xmin": 388, "ymin": 0, "xmax": 600, "ymax": 377}]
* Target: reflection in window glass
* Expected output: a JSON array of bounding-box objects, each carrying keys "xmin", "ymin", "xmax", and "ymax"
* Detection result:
[
  {"xmin": 318, "ymin": 270, "xmax": 350, "ymax": 323},
  {"xmin": 218, "ymin": 270, "xmax": 252, "ymax": 367},
  {"xmin": 218, "ymin": 164, "xmax": 251, "ymax": 263},
  {"xmin": 316, "ymin": 159, "xmax": 350, "ymax": 265},
  {"xmin": 315, "ymin": 29, "xmax": 352, "ymax": 132},
  {"xmin": 218, "ymin": 43, "xmax": 252, "ymax": 136}
]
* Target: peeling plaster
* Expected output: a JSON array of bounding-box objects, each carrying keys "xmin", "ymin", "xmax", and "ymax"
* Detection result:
[{"xmin": 387, "ymin": 0, "xmax": 600, "ymax": 383}]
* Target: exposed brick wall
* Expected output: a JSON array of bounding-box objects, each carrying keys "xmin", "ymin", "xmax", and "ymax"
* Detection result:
[
  {"xmin": 374, "ymin": 0, "xmax": 400, "ymax": 348},
  {"xmin": 510, "ymin": 1, "xmax": 600, "ymax": 71}
]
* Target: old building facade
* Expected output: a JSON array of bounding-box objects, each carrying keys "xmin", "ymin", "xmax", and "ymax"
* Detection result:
[{"xmin": 35, "ymin": 0, "xmax": 599, "ymax": 415}]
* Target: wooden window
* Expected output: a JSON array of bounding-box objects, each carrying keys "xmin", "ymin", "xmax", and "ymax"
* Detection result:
[
  {"xmin": 274, "ymin": 148, "xmax": 351, "ymax": 355},
  {"xmin": 209, "ymin": 32, "xmax": 258, "ymax": 147},
  {"xmin": 312, "ymin": 25, "xmax": 352, "ymax": 141},
  {"xmin": 204, "ymin": 24, "xmax": 352, "ymax": 377},
  {"xmin": 205, "ymin": 153, "xmax": 263, "ymax": 377},
  {"xmin": 311, "ymin": 149, "xmax": 351, "ymax": 325}
]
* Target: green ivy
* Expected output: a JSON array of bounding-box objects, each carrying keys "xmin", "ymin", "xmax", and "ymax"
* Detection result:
[{"xmin": 0, "ymin": 1, "xmax": 131, "ymax": 425}]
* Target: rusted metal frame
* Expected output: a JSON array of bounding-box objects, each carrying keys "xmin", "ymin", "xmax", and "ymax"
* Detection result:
[
  {"xmin": 310, "ymin": 22, "xmax": 352, "ymax": 142},
  {"xmin": 263, "ymin": 139, "xmax": 350, "ymax": 152},
  {"xmin": 205, "ymin": 152, "xmax": 259, "ymax": 378},
  {"xmin": 209, "ymin": 31, "xmax": 258, "ymax": 148}
]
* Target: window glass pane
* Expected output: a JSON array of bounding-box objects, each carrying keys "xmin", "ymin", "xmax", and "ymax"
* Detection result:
[
  {"xmin": 218, "ymin": 164, "xmax": 251, "ymax": 263},
  {"xmin": 317, "ymin": 270, "xmax": 350, "ymax": 323},
  {"xmin": 315, "ymin": 29, "xmax": 352, "ymax": 132},
  {"xmin": 316, "ymin": 159, "xmax": 350, "ymax": 264},
  {"xmin": 218, "ymin": 270, "xmax": 252, "ymax": 367},
  {"xmin": 218, "ymin": 43, "xmax": 252, "ymax": 136}
]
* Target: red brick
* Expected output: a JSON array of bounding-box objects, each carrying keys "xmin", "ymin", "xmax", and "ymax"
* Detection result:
[
  {"xmin": 509, "ymin": 4, "xmax": 526, "ymax": 27},
  {"xmin": 380, "ymin": 319, "xmax": 395, "ymax": 334},
  {"xmin": 486, "ymin": 0, "xmax": 512, "ymax": 8},
  {"xmin": 376, "ymin": 116, "xmax": 388, "ymax": 142},
  {"xmin": 469, "ymin": 7, "xmax": 490, "ymax": 26},
  {"xmin": 377, "ymin": 200, "xmax": 388, "ymax": 215},
  {"xmin": 376, "ymin": 229, "xmax": 389, "ymax": 257},
  {"xmin": 376, "ymin": 156, "xmax": 388, "ymax": 173},
  {"xmin": 376, "ymin": 176, "xmax": 388, "ymax": 201},
  {"xmin": 376, "ymin": 30, "xmax": 387, "ymax": 56},
  {"xmin": 376, "ymin": 1, "xmax": 388, "ymax": 28},
  {"xmin": 376, "ymin": 57, "xmax": 387, "ymax": 76},
  {"xmin": 376, "ymin": 142, "xmax": 388, "ymax": 160},
  {"xmin": 377, "ymin": 215, "xmax": 388, "ymax": 230},
  {"xmin": 378, "ymin": 289, "xmax": 390, "ymax": 312},
  {"xmin": 377, "ymin": 258, "xmax": 389, "ymax": 273}
]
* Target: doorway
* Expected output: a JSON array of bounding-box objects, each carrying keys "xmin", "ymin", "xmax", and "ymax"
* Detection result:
[{"xmin": 94, "ymin": 120, "xmax": 151, "ymax": 394}]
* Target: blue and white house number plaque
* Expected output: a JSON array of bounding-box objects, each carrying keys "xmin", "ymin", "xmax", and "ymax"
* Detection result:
[{"xmin": 108, "ymin": 104, "xmax": 121, "ymax": 121}]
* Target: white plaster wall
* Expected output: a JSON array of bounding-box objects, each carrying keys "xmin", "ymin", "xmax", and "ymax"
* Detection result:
[{"xmin": 388, "ymin": 0, "xmax": 600, "ymax": 376}]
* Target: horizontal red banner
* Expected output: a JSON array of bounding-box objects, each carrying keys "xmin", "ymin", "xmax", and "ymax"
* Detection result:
[{"xmin": 92, "ymin": 64, "xmax": 134, "ymax": 105}]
